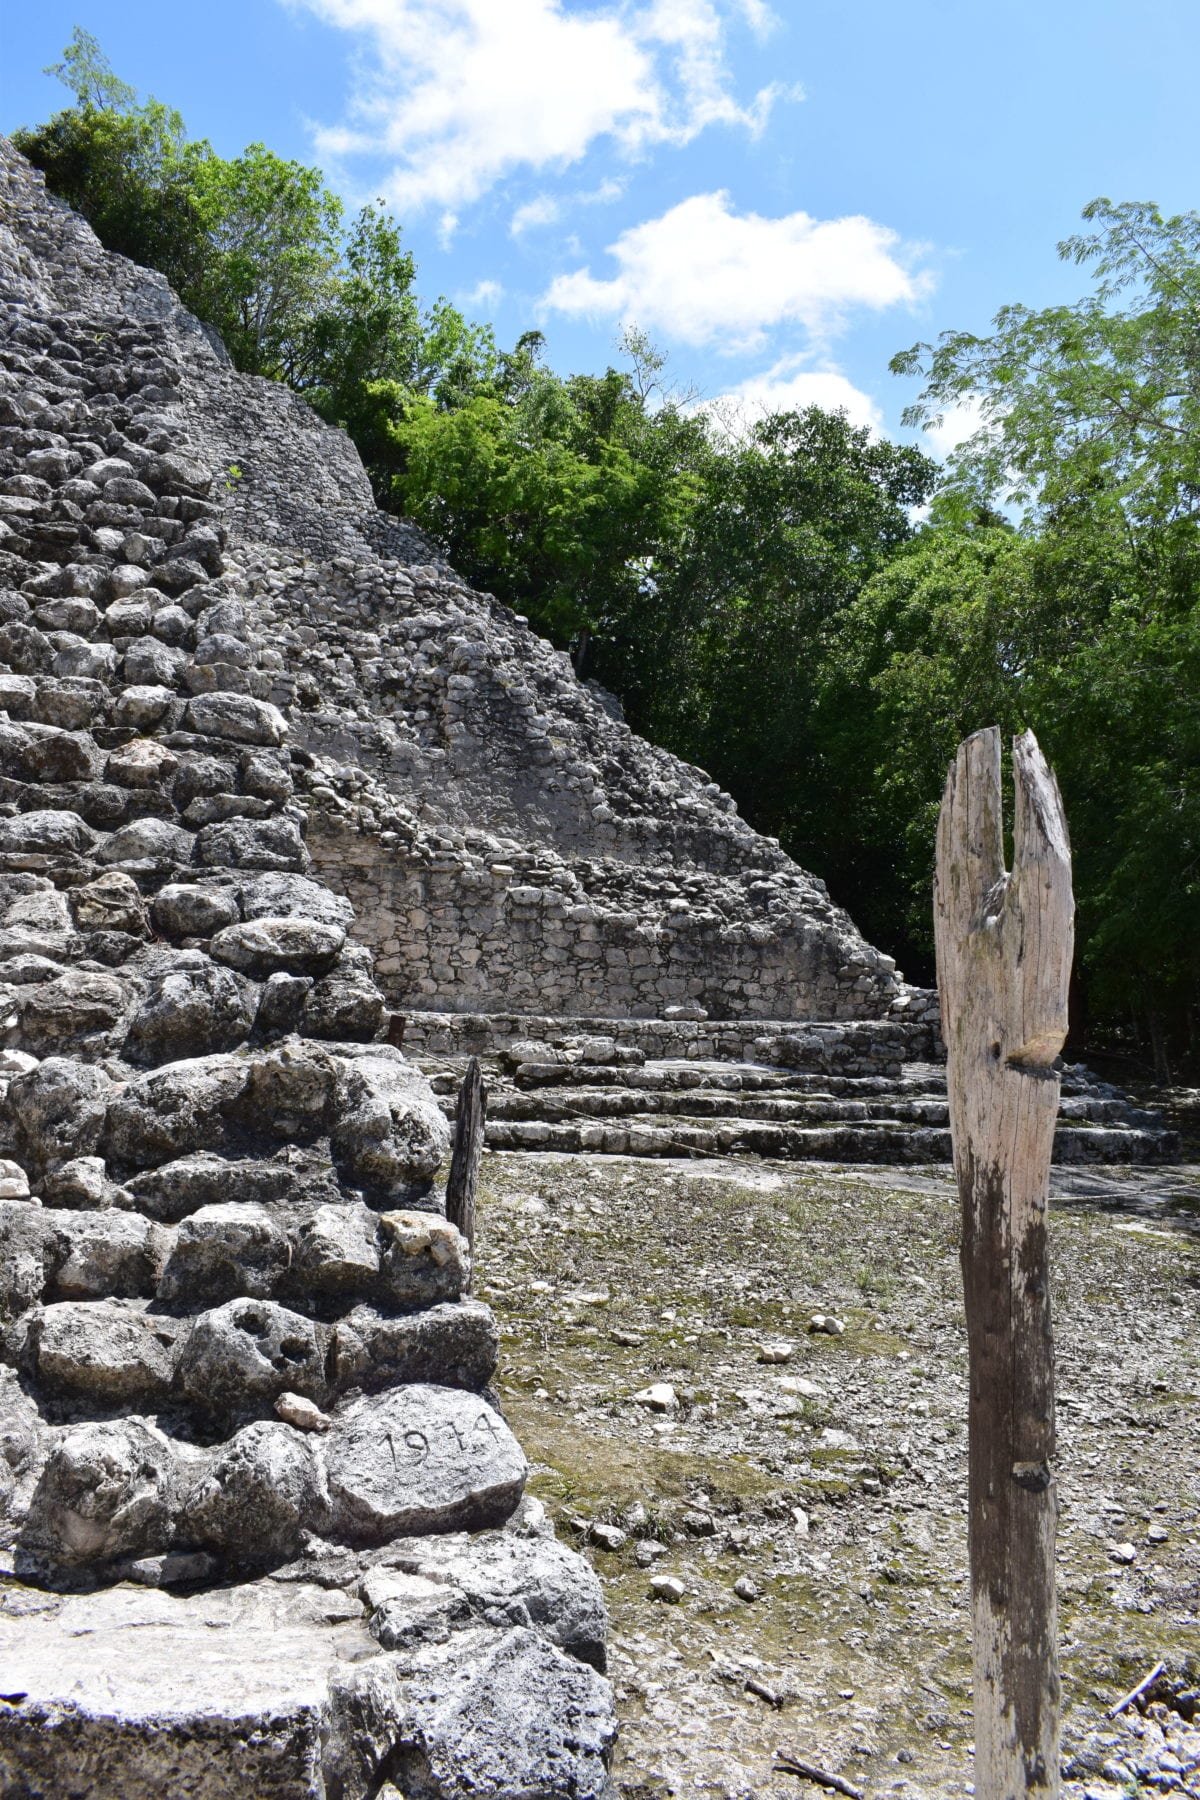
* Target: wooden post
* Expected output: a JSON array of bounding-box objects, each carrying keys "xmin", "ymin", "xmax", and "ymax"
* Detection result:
[
  {"xmin": 445, "ymin": 1056, "xmax": 486, "ymax": 1289},
  {"xmin": 934, "ymin": 727, "xmax": 1073, "ymax": 1800}
]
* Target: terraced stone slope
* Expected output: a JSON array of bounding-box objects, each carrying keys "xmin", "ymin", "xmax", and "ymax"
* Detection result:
[{"xmin": 0, "ymin": 138, "xmax": 615, "ymax": 1798}]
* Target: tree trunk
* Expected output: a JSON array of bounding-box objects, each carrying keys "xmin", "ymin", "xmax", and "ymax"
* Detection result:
[
  {"xmin": 934, "ymin": 727, "xmax": 1073, "ymax": 1800},
  {"xmin": 445, "ymin": 1056, "xmax": 486, "ymax": 1290}
]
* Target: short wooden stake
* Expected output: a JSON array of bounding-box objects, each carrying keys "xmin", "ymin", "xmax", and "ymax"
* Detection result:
[
  {"xmin": 445, "ymin": 1056, "xmax": 486, "ymax": 1288},
  {"xmin": 934, "ymin": 727, "xmax": 1073, "ymax": 1800}
]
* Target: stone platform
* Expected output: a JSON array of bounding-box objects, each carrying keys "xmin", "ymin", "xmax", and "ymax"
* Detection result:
[{"xmin": 0, "ymin": 1531, "xmax": 614, "ymax": 1800}]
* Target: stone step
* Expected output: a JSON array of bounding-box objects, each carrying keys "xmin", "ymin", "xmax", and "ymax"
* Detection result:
[
  {"xmin": 486, "ymin": 1088, "xmax": 950, "ymax": 1125},
  {"xmin": 418, "ymin": 1042, "xmax": 1179, "ymax": 1166},
  {"xmin": 474, "ymin": 1087, "xmax": 1158, "ymax": 1129},
  {"xmin": 481, "ymin": 1115, "xmax": 1175, "ymax": 1164},
  {"xmin": 507, "ymin": 1059, "xmax": 949, "ymax": 1097},
  {"xmin": 400, "ymin": 1009, "xmax": 939, "ymax": 1075}
]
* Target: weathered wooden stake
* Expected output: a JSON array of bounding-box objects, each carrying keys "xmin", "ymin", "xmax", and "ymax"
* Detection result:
[
  {"xmin": 934, "ymin": 727, "xmax": 1073, "ymax": 1800},
  {"xmin": 445, "ymin": 1056, "xmax": 486, "ymax": 1289}
]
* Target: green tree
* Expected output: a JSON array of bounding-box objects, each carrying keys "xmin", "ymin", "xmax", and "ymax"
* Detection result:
[
  {"xmin": 615, "ymin": 407, "xmax": 935, "ymax": 875},
  {"xmin": 386, "ymin": 344, "xmax": 702, "ymax": 650},
  {"xmin": 182, "ymin": 144, "xmax": 343, "ymax": 378},
  {"xmin": 885, "ymin": 199, "xmax": 1200, "ymax": 1070},
  {"xmin": 14, "ymin": 34, "xmax": 205, "ymax": 294}
]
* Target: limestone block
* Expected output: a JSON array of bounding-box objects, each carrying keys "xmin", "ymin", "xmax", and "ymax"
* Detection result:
[
  {"xmin": 330, "ymin": 1050, "xmax": 451, "ymax": 1199},
  {"xmin": 322, "ymin": 1385, "xmax": 525, "ymax": 1543},
  {"xmin": 0, "ymin": 808, "xmax": 95, "ymax": 856},
  {"xmin": 302, "ymin": 950, "xmax": 386, "ymax": 1042},
  {"xmin": 51, "ymin": 1209, "xmax": 165, "ymax": 1300},
  {"xmin": 288, "ymin": 1202, "xmax": 380, "ymax": 1297},
  {"xmin": 70, "ymin": 871, "xmax": 149, "ymax": 936},
  {"xmin": 19, "ymin": 1419, "xmax": 178, "ymax": 1568},
  {"xmin": 104, "ymin": 737, "xmax": 178, "ymax": 790},
  {"xmin": 10, "ymin": 1056, "xmax": 114, "ymax": 1171},
  {"xmin": 255, "ymin": 970, "xmax": 312, "ymax": 1036},
  {"xmin": 96, "ymin": 818, "xmax": 194, "ymax": 872},
  {"xmin": 0, "ymin": 1205, "xmax": 53, "ymax": 1323},
  {"xmin": 0, "ymin": 1581, "xmax": 612, "ymax": 1800},
  {"xmin": 330, "ymin": 1301, "xmax": 497, "ymax": 1395},
  {"xmin": 378, "ymin": 1210, "xmax": 468, "ymax": 1310},
  {"xmin": 151, "ymin": 879, "xmax": 240, "ymax": 939},
  {"xmin": 379, "ymin": 1529, "xmax": 607, "ymax": 1671},
  {"xmin": 158, "ymin": 1204, "xmax": 290, "ymax": 1307},
  {"xmin": 239, "ymin": 870, "xmax": 354, "ymax": 928},
  {"xmin": 237, "ymin": 1041, "xmax": 337, "ymax": 1137},
  {"xmin": 124, "ymin": 1151, "xmax": 304, "ymax": 1222},
  {"xmin": 123, "ymin": 960, "xmax": 257, "ymax": 1067},
  {"xmin": 210, "ymin": 916, "xmax": 346, "ymax": 978},
  {"xmin": 104, "ymin": 1052, "xmax": 250, "ymax": 1168},
  {"xmin": 181, "ymin": 1420, "xmax": 330, "ymax": 1563},
  {"xmin": 18, "ymin": 968, "xmax": 129, "ymax": 1054},
  {"xmin": 384, "ymin": 1625, "xmax": 614, "ymax": 1800},
  {"xmin": 24, "ymin": 1301, "xmax": 179, "ymax": 1405},
  {"xmin": 121, "ymin": 636, "xmax": 186, "ymax": 688},
  {"xmin": 195, "ymin": 815, "xmax": 307, "ymax": 872},
  {"xmin": 110, "ymin": 682, "xmax": 178, "ymax": 730},
  {"xmin": 185, "ymin": 692, "xmax": 287, "ymax": 747},
  {"xmin": 175, "ymin": 1298, "xmax": 329, "ymax": 1418}
]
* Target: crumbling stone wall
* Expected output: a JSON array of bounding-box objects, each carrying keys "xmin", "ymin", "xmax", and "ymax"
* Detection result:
[{"xmin": 193, "ymin": 554, "xmax": 909, "ymax": 1023}]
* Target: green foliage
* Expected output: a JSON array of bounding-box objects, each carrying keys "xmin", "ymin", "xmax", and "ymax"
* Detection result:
[
  {"xmin": 386, "ymin": 355, "xmax": 704, "ymax": 647},
  {"xmin": 181, "ymin": 144, "xmax": 343, "ymax": 378},
  {"xmin": 13, "ymin": 69, "xmax": 203, "ymax": 293},
  {"xmin": 894, "ymin": 197, "xmax": 1200, "ymax": 536},
  {"xmin": 45, "ymin": 26, "xmax": 136, "ymax": 112},
  {"xmin": 609, "ymin": 408, "xmax": 935, "ymax": 879}
]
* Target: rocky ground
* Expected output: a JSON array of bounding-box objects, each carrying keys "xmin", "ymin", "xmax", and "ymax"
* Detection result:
[{"xmin": 472, "ymin": 1149, "xmax": 1200, "ymax": 1800}]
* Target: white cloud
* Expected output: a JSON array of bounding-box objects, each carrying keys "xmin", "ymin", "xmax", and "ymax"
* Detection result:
[
  {"xmin": 511, "ymin": 177, "xmax": 627, "ymax": 238},
  {"xmin": 511, "ymin": 195, "xmax": 562, "ymax": 238},
  {"xmin": 922, "ymin": 394, "xmax": 987, "ymax": 459},
  {"xmin": 734, "ymin": 0, "xmax": 778, "ymax": 35},
  {"xmin": 543, "ymin": 191, "xmax": 930, "ymax": 351},
  {"xmin": 459, "ymin": 278, "xmax": 504, "ymax": 310},
  {"xmin": 702, "ymin": 357, "xmax": 882, "ymax": 434},
  {"xmin": 288, "ymin": 0, "xmax": 790, "ymax": 214}
]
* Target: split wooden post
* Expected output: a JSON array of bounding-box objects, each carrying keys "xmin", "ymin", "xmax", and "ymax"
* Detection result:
[
  {"xmin": 445, "ymin": 1056, "xmax": 486, "ymax": 1290},
  {"xmin": 934, "ymin": 727, "xmax": 1073, "ymax": 1800}
]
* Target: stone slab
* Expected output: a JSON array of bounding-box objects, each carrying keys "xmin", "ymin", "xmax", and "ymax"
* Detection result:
[
  {"xmin": 0, "ymin": 1581, "xmax": 616, "ymax": 1800},
  {"xmin": 324, "ymin": 1385, "xmax": 526, "ymax": 1544},
  {"xmin": 0, "ymin": 1580, "xmax": 385, "ymax": 1799}
]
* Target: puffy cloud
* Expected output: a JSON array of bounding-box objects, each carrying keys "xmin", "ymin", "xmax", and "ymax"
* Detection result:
[
  {"xmin": 459, "ymin": 278, "xmax": 504, "ymax": 310},
  {"xmin": 511, "ymin": 195, "xmax": 562, "ymax": 238},
  {"xmin": 543, "ymin": 191, "xmax": 930, "ymax": 351},
  {"xmin": 702, "ymin": 358, "xmax": 883, "ymax": 433},
  {"xmin": 288, "ymin": 0, "xmax": 788, "ymax": 213}
]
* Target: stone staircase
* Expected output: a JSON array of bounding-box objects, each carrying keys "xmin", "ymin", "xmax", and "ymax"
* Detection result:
[{"xmin": 404, "ymin": 1013, "xmax": 1180, "ymax": 1165}]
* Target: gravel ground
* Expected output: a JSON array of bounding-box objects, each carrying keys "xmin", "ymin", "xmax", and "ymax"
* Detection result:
[{"xmin": 473, "ymin": 1152, "xmax": 1200, "ymax": 1800}]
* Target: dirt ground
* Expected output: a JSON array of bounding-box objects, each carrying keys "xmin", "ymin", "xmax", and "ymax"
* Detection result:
[{"xmin": 473, "ymin": 1152, "xmax": 1200, "ymax": 1800}]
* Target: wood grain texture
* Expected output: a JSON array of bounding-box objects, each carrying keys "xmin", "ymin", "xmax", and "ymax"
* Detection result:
[
  {"xmin": 445, "ymin": 1055, "xmax": 486, "ymax": 1290},
  {"xmin": 934, "ymin": 727, "xmax": 1073, "ymax": 1800}
]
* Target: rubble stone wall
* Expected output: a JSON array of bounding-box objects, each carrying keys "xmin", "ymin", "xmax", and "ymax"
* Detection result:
[{"xmin": 0, "ymin": 139, "xmax": 618, "ymax": 1797}]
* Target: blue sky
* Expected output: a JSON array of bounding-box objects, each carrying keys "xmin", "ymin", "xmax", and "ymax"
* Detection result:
[{"xmin": 3, "ymin": 0, "xmax": 1198, "ymax": 454}]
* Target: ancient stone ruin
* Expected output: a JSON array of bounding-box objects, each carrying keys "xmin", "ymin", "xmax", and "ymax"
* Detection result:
[
  {"xmin": 0, "ymin": 139, "xmax": 614, "ymax": 1798},
  {"xmin": 0, "ymin": 134, "xmax": 1176, "ymax": 1798}
]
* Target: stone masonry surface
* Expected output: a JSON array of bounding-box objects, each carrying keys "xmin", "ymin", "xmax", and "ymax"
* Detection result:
[{"xmin": 0, "ymin": 138, "xmax": 616, "ymax": 1798}]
